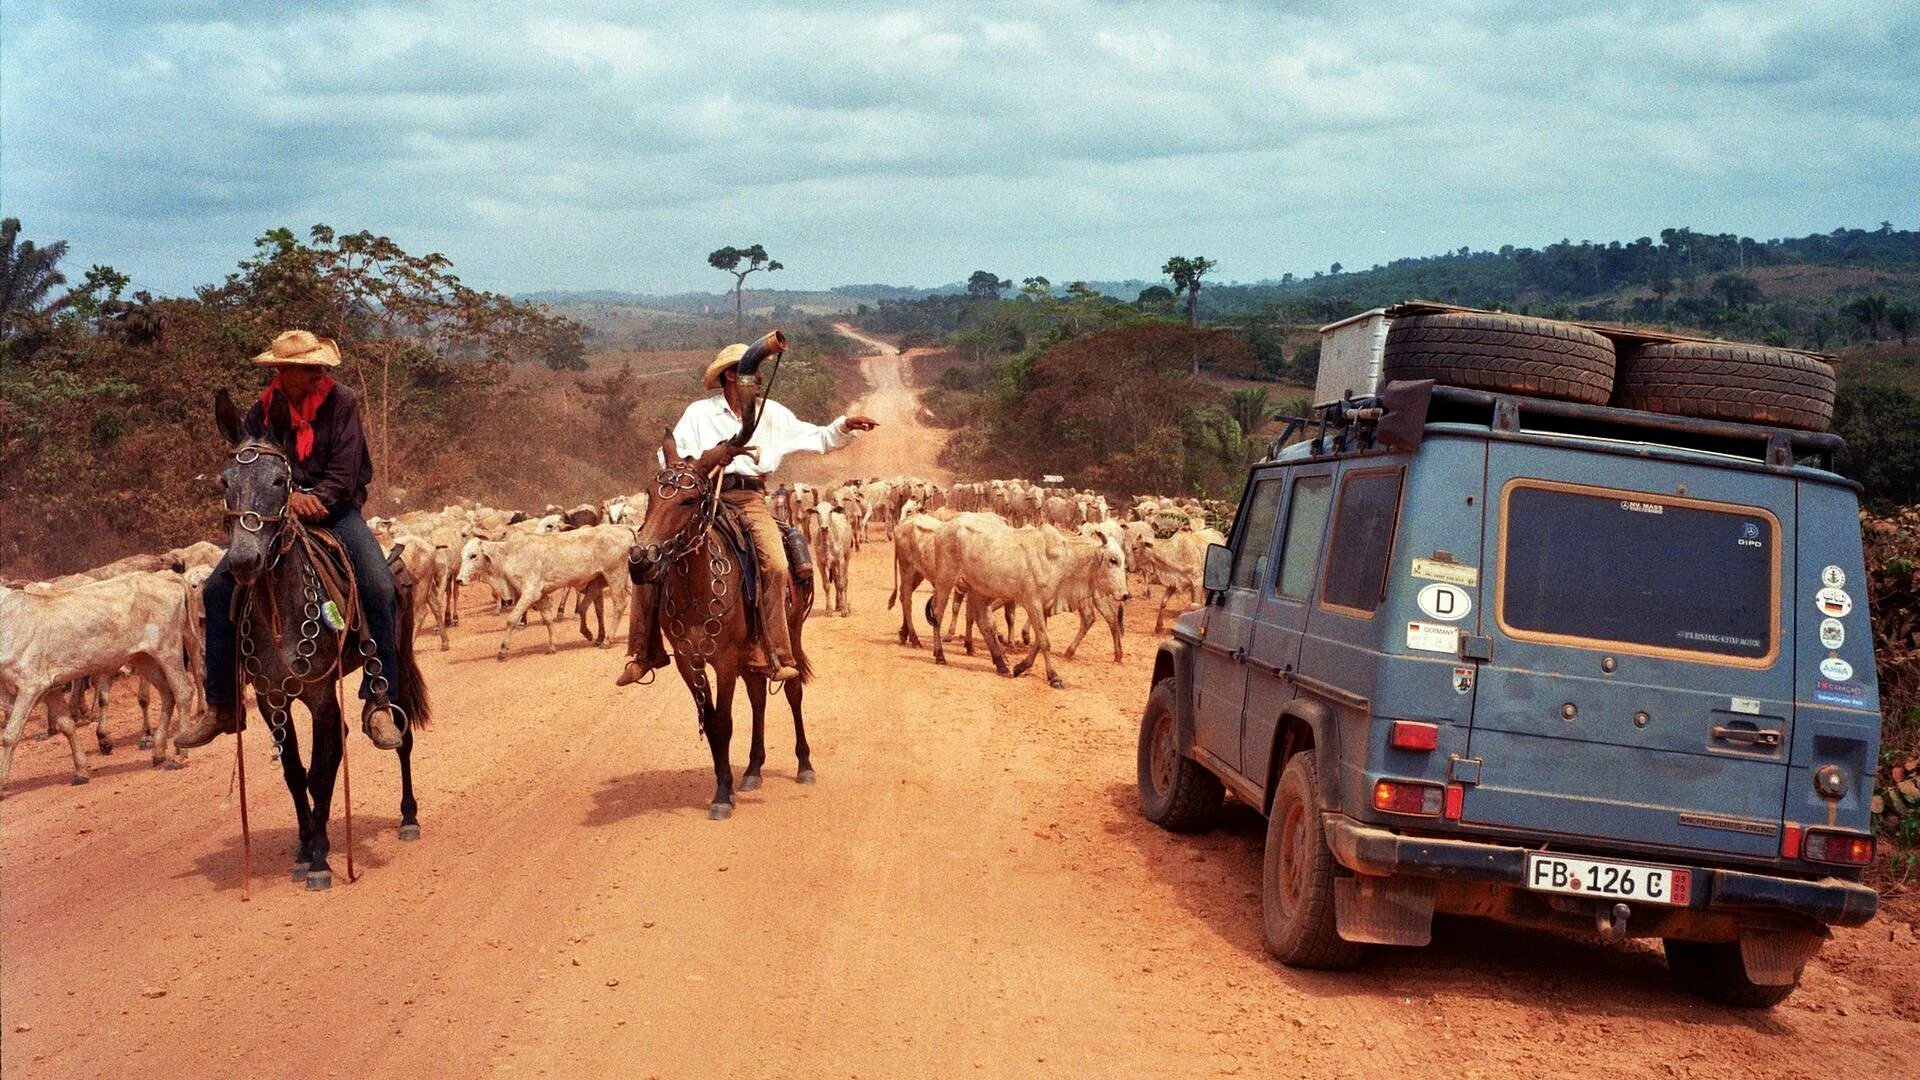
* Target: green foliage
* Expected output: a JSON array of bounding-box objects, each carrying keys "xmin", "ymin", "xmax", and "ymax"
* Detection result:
[
  {"xmin": 1227, "ymin": 386, "xmax": 1272, "ymax": 437},
  {"xmin": 1162, "ymin": 255, "xmax": 1217, "ymax": 326},
  {"xmin": 966, "ymin": 270, "xmax": 1011, "ymax": 300},
  {"xmin": 1833, "ymin": 384, "xmax": 1920, "ymax": 507},
  {"xmin": 708, "ymin": 244, "xmax": 783, "ymax": 329}
]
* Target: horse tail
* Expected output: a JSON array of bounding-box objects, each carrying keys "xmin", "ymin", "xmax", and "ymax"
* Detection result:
[{"xmin": 394, "ymin": 581, "xmax": 432, "ymax": 730}]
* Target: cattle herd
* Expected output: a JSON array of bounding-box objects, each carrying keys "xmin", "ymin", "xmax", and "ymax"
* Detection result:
[{"xmin": 0, "ymin": 475, "xmax": 1230, "ymax": 799}]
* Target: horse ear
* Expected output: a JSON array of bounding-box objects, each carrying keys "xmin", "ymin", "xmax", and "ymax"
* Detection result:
[
  {"xmin": 662, "ymin": 429, "xmax": 680, "ymax": 462},
  {"xmin": 266, "ymin": 392, "xmax": 294, "ymax": 449},
  {"xmin": 214, "ymin": 389, "xmax": 243, "ymax": 445}
]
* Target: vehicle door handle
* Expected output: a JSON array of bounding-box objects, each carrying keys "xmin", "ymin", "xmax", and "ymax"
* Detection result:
[{"xmin": 1711, "ymin": 725, "xmax": 1782, "ymax": 748}]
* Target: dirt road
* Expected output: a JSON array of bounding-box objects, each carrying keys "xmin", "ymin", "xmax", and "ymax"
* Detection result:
[
  {"xmin": 779, "ymin": 324, "xmax": 948, "ymax": 488},
  {"xmin": 5, "ymin": 367, "xmax": 1919, "ymax": 1078}
]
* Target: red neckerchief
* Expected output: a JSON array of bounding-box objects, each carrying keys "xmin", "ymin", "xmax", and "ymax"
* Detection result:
[{"xmin": 260, "ymin": 374, "xmax": 335, "ymax": 461}]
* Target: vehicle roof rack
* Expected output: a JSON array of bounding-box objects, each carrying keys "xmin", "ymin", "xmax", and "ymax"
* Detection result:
[{"xmin": 1425, "ymin": 385, "xmax": 1842, "ymax": 469}]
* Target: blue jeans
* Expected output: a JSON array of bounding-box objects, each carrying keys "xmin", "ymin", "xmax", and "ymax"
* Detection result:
[{"xmin": 203, "ymin": 504, "xmax": 403, "ymax": 705}]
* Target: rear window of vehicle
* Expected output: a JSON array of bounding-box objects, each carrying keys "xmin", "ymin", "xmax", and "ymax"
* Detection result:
[{"xmin": 1499, "ymin": 482, "xmax": 1777, "ymax": 664}]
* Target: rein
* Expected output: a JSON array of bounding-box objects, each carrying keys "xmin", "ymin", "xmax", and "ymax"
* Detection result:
[{"xmin": 223, "ymin": 440, "xmax": 365, "ymax": 893}]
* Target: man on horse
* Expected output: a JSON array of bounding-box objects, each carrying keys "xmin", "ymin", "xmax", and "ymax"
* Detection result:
[
  {"xmin": 618, "ymin": 342, "xmax": 877, "ymax": 686},
  {"xmin": 176, "ymin": 330, "xmax": 409, "ymax": 751}
]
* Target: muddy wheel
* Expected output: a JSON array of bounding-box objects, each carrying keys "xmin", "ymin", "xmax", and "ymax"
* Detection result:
[
  {"xmin": 1263, "ymin": 754, "xmax": 1365, "ymax": 969},
  {"xmin": 1663, "ymin": 939, "xmax": 1799, "ymax": 1008},
  {"xmin": 1614, "ymin": 342, "xmax": 1835, "ymax": 432},
  {"xmin": 1136, "ymin": 680, "xmax": 1222, "ymax": 832},
  {"xmin": 1382, "ymin": 312, "xmax": 1616, "ymax": 404}
]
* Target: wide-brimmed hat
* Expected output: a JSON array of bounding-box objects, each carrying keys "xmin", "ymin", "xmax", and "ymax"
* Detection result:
[
  {"xmin": 703, "ymin": 343, "xmax": 748, "ymax": 389},
  {"xmin": 252, "ymin": 329, "xmax": 342, "ymax": 368}
]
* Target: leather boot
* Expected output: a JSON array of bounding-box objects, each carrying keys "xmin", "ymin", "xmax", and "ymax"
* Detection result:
[
  {"xmin": 616, "ymin": 583, "xmax": 671, "ymax": 687},
  {"xmin": 173, "ymin": 700, "xmax": 241, "ymax": 750},
  {"xmin": 362, "ymin": 698, "xmax": 405, "ymax": 750},
  {"xmin": 760, "ymin": 571, "xmax": 802, "ymax": 682}
]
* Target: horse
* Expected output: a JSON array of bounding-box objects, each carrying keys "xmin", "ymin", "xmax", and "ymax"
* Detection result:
[
  {"xmin": 214, "ymin": 391, "xmax": 431, "ymax": 889},
  {"xmin": 628, "ymin": 436, "xmax": 815, "ymax": 820}
]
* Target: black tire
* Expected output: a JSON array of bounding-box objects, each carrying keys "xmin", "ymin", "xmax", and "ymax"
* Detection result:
[
  {"xmin": 1614, "ymin": 342, "xmax": 1835, "ymax": 432},
  {"xmin": 1662, "ymin": 939, "xmax": 1798, "ymax": 1008},
  {"xmin": 1382, "ymin": 312, "xmax": 1616, "ymax": 404},
  {"xmin": 1136, "ymin": 679, "xmax": 1223, "ymax": 832},
  {"xmin": 1262, "ymin": 754, "xmax": 1365, "ymax": 969}
]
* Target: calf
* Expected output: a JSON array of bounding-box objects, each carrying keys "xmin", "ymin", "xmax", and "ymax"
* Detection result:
[
  {"xmin": 807, "ymin": 502, "xmax": 855, "ymax": 617},
  {"xmin": 1, "ymin": 571, "xmax": 203, "ymax": 794},
  {"xmin": 925, "ymin": 514, "xmax": 1129, "ymax": 688},
  {"xmin": 458, "ymin": 526, "xmax": 632, "ymax": 660},
  {"xmin": 1135, "ymin": 528, "xmax": 1225, "ymax": 633}
]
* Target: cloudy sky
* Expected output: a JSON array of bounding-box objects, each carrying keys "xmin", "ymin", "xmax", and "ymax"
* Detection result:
[{"xmin": 3, "ymin": 1, "xmax": 1916, "ymax": 296}]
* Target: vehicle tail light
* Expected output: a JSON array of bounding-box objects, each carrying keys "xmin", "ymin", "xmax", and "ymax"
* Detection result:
[
  {"xmin": 1390, "ymin": 721, "xmax": 1439, "ymax": 751},
  {"xmin": 1373, "ymin": 780, "xmax": 1444, "ymax": 817},
  {"xmin": 1780, "ymin": 823, "xmax": 1801, "ymax": 860},
  {"xmin": 1802, "ymin": 830, "xmax": 1874, "ymax": 867},
  {"xmin": 1444, "ymin": 783, "xmax": 1464, "ymax": 821}
]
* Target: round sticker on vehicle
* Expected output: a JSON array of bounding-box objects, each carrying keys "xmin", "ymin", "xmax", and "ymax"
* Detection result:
[
  {"xmin": 1819, "ymin": 657, "xmax": 1855, "ymax": 681},
  {"xmin": 1416, "ymin": 583, "xmax": 1471, "ymax": 622},
  {"xmin": 1819, "ymin": 618, "xmax": 1846, "ymax": 650},
  {"xmin": 1814, "ymin": 587, "xmax": 1853, "ymax": 618},
  {"xmin": 1821, "ymin": 565, "xmax": 1847, "ymax": 589}
]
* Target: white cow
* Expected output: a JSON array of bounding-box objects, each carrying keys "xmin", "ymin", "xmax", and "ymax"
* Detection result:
[{"xmin": 458, "ymin": 526, "xmax": 633, "ymax": 660}]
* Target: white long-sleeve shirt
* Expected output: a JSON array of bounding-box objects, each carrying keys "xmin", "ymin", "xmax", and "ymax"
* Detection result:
[{"xmin": 665, "ymin": 393, "xmax": 853, "ymax": 477}]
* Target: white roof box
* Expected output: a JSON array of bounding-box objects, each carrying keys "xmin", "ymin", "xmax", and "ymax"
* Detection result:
[{"xmin": 1313, "ymin": 308, "xmax": 1390, "ymax": 406}]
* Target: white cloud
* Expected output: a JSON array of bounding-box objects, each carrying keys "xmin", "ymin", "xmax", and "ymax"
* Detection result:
[{"xmin": 0, "ymin": 0, "xmax": 1914, "ymax": 295}]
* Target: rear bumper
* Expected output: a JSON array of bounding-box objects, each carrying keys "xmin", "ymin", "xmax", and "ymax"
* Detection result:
[{"xmin": 1323, "ymin": 815, "xmax": 1878, "ymax": 928}]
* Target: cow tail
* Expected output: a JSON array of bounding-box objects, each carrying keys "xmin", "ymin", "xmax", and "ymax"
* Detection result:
[
  {"xmin": 394, "ymin": 582, "xmax": 432, "ymax": 730},
  {"xmin": 887, "ymin": 548, "xmax": 899, "ymax": 610}
]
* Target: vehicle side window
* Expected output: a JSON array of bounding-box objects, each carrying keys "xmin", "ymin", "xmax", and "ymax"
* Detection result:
[
  {"xmin": 1274, "ymin": 475, "xmax": 1333, "ymax": 599},
  {"xmin": 1320, "ymin": 469, "xmax": 1405, "ymax": 615},
  {"xmin": 1231, "ymin": 479, "xmax": 1285, "ymax": 589}
]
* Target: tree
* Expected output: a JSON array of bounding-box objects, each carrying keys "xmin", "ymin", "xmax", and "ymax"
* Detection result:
[
  {"xmin": 1162, "ymin": 255, "xmax": 1217, "ymax": 327},
  {"xmin": 966, "ymin": 270, "xmax": 1011, "ymax": 300},
  {"xmin": 1228, "ymin": 386, "xmax": 1273, "ymax": 437},
  {"xmin": 0, "ymin": 217, "xmax": 71, "ymax": 346},
  {"xmin": 1833, "ymin": 384, "xmax": 1920, "ymax": 505},
  {"xmin": 1710, "ymin": 273, "xmax": 1762, "ymax": 312},
  {"xmin": 1020, "ymin": 276, "xmax": 1052, "ymax": 301},
  {"xmin": 707, "ymin": 244, "xmax": 783, "ymax": 330},
  {"xmin": 1845, "ymin": 294, "xmax": 1891, "ymax": 340},
  {"xmin": 1891, "ymin": 304, "xmax": 1914, "ymax": 347},
  {"xmin": 1329, "ymin": 262, "xmax": 1343, "ymax": 275},
  {"xmin": 1136, "ymin": 284, "xmax": 1175, "ymax": 312}
]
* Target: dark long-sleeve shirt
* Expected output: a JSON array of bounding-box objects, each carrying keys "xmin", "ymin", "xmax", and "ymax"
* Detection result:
[{"xmin": 242, "ymin": 383, "xmax": 374, "ymax": 511}]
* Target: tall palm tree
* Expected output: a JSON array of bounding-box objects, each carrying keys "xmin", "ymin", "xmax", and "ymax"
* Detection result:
[
  {"xmin": 0, "ymin": 218, "xmax": 70, "ymax": 339},
  {"xmin": 1228, "ymin": 386, "xmax": 1273, "ymax": 438}
]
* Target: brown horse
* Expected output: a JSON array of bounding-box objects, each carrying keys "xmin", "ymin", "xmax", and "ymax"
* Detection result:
[{"xmin": 629, "ymin": 437, "xmax": 814, "ymax": 820}]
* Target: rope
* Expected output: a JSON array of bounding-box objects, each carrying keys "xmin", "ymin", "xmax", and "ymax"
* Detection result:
[{"xmin": 235, "ymin": 723, "xmax": 252, "ymax": 902}]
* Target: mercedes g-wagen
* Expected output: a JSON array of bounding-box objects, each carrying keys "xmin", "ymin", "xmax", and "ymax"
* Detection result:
[{"xmin": 1138, "ymin": 304, "xmax": 1879, "ymax": 1007}]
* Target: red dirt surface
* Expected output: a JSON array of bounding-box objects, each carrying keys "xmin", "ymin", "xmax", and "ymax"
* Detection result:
[{"xmin": 4, "ymin": 341, "xmax": 1917, "ymax": 1078}]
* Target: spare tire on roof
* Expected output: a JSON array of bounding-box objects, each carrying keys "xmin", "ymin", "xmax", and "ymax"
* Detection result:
[
  {"xmin": 1382, "ymin": 312, "xmax": 1616, "ymax": 405},
  {"xmin": 1612, "ymin": 342, "xmax": 1835, "ymax": 432}
]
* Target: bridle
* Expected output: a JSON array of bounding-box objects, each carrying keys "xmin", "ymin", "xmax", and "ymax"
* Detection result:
[{"xmin": 223, "ymin": 442, "xmax": 293, "ymax": 540}]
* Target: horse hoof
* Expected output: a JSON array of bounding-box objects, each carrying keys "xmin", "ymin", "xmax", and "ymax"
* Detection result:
[
  {"xmin": 139, "ymin": 737, "xmax": 154, "ymax": 750},
  {"xmin": 740, "ymin": 774, "xmax": 763, "ymax": 792},
  {"xmin": 291, "ymin": 863, "xmax": 310, "ymax": 883},
  {"xmin": 163, "ymin": 758, "xmax": 185, "ymax": 771},
  {"xmin": 305, "ymin": 870, "xmax": 333, "ymax": 891},
  {"xmin": 708, "ymin": 803, "xmax": 734, "ymax": 821},
  {"xmin": 1048, "ymin": 675, "xmax": 1065, "ymax": 690},
  {"xmin": 398, "ymin": 824, "xmax": 422, "ymax": 842},
  {"xmin": 1013, "ymin": 661, "xmax": 1033, "ymax": 677},
  {"xmin": 70, "ymin": 774, "xmax": 89, "ymax": 786},
  {"xmin": 994, "ymin": 664, "xmax": 1011, "ymax": 677},
  {"xmin": 797, "ymin": 769, "xmax": 817, "ymax": 785}
]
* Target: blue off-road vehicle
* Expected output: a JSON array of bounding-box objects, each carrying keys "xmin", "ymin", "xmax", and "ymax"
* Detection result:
[{"xmin": 1138, "ymin": 305, "xmax": 1880, "ymax": 1007}]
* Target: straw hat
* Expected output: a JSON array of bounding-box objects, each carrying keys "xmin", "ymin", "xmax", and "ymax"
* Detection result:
[
  {"xmin": 252, "ymin": 329, "xmax": 342, "ymax": 368},
  {"xmin": 703, "ymin": 343, "xmax": 748, "ymax": 389}
]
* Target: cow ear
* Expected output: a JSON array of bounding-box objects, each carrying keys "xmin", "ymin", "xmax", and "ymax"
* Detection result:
[
  {"xmin": 662, "ymin": 429, "xmax": 680, "ymax": 462},
  {"xmin": 214, "ymin": 389, "xmax": 243, "ymax": 445},
  {"xmin": 266, "ymin": 392, "xmax": 294, "ymax": 450}
]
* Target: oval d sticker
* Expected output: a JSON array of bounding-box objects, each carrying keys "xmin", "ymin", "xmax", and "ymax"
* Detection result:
[{"xmin": 1417, "ymin": 583, "xmax": 1471, "ymax": 622}]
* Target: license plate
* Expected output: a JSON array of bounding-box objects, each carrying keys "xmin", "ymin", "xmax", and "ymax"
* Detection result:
[{"xmin": 1525, "ymin": 853, "xmax": 1691, "ymax": 906}]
